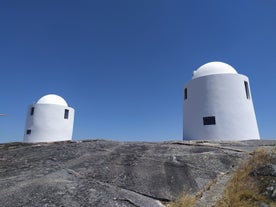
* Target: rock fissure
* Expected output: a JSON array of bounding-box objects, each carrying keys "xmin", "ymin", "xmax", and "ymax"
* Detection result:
[
  {"xmin": 171, "ymin": 141, "xmax": 248, "ymax": 153},
  {"xmin": 115, "ymin": 198, "xmax": 140, "ymax": 207},
  {"xmin": 118, "ymin": 186, "xmax": 171, "ymax": 202}
]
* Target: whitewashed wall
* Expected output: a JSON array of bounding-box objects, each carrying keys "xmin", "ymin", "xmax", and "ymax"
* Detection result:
[
  {"xmin": 24, "ymin": 103, "xmax": 74, "ymax": 143},
  {"xmin": 183, "ymin": 73, "xmax": 260, "ymax": 140}
]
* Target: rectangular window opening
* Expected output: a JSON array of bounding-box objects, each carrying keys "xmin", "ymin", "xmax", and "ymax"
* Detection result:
[
  {"xmin": 26, "ymin": 129, "xmax": 32, "ymax": 135},
  {"xmin": 184, "ymin": 88, "xmax": 187, "ymax": 100},
  {"xmin": 30, "ymin": 107, "xmax": 34, "ymax": 116},
  {"xmin": 244, "ymin": 81, "xmax": 250, "ymax": 99},
  {"xmin": 64, "ymin": 109, "xmax": 69, "ymax": 119},
  {"xmin": 203, "ymin": 116, "xmax": 216, "ymax": 125}
]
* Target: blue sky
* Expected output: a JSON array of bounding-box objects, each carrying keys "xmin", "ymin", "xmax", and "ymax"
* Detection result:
[{"xmin": 0, "ymin": 0, "xmax": 275, "ymax": 143}]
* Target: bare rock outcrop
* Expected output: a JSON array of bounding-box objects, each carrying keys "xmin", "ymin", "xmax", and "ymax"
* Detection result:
[{"xmin": 0, "ymin": 139, "xmax": 275, "ymax": 207}]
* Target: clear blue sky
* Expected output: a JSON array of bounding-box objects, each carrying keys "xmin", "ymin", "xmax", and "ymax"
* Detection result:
[{"xmin": 0, "ymin": 0, "xmax": 275, "ymax": 143}]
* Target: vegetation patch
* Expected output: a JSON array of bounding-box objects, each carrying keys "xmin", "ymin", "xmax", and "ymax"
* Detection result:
[
  {"xmin": 166, "ymin": 193, "xmax": 197, "ymax": 207},
  {"xmin": 215, "ymin": 147, "xmax": 276, "ymax": 207},
  {"xmin": 167, "ymin": 147, "xmax": 276, "ymax": 207}
]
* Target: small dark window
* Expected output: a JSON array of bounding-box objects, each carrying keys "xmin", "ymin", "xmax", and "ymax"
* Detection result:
[
  {"xmin": 64, "ymin": 109, "xmax": 69, "ymax": 119},
  {"xmin": 184, "ymin": 88, "xmax": 187, "ymax": 100},
  {"xmin": 30, "ymin": 107, "xmax": 35, "ymax": 115},
  {"xmin": 203, "ymin": 116, "xmax": 216, "ymax": 125},
  {"xmin": 244, "ymin": 81, "xmax": 250, "ymax": 99},
  {"xmin": 26, "ymin": 129, "xmax": 32, "ymax": 134}
]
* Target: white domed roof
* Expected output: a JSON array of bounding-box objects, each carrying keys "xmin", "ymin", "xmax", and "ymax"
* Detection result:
[
  {"xmin": 37, "ymin": 94, "xmax": 68, "ymax": 106},
  {"xmin": 192, "ymin": 61, "xmax": 238, "ymax": 79}
]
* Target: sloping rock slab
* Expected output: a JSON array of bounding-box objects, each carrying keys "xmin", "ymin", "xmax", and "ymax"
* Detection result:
[{"xmin": 0, "ymin": 139, "xmax": 274, "ymax": 207}]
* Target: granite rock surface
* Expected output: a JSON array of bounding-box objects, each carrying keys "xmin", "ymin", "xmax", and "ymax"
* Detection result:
[{"xmin": 0, "ymin": 139, "xmax": 275, "ymax": 207}]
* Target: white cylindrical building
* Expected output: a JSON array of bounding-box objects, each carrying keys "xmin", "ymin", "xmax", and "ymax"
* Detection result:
[
  {"xmin": 24, "ymin": 94, "xmax": 75, "ymax": 143},
  {"xmin": 183, "ymin": 61, "xmax": 260, "ymax": 140}
]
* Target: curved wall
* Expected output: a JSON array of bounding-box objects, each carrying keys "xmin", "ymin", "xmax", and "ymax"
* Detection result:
[
  {"xmin": 183, "ymin": 73, "xmax": 260, "ymax": 140},
  {"xmin": 24, "ymin": 104, "xmax": 74, "ymax": 143}
]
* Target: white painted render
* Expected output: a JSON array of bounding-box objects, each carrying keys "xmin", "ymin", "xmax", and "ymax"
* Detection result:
[
  {"xmin": 192, "ymin": 61, "xmax": 238, "ymax": 79},
  {"xmin": 37, "ymin": 94, "xmax": 68, "ymax": 106},
  {"xmin": 183, "ymin": 62, "xmax": 260, "ymax": 140},
  {"xmin": 24, "ymin": 94, "xmax": 74, "ymax": 143}
]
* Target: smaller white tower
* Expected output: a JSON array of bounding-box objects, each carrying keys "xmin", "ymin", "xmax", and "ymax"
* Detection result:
[
  {"xmin": 24, "ymin": 94, "xmax": 75, "ymax": 143},
  {"xmin": 183, "ymin": 61, "xmax": 260, "ymax": 141}
]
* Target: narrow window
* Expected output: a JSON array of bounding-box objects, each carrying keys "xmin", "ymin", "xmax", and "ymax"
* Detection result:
[
  {"xmin": 244, "ymin": 81, "xmax": 250, "ymax": 99},
  {"xmin": 203, "ymin": 116, "xmax": 216, "ymax": 125},
  {"xmin": 184, "ymin": 88, "xmax": 187, "ymax": 100},
  {"xmin": 26, "ymin": 129, "xmax": 32, "ymax": 135},
  {"xmin": 30, "ymin": 107, "xmax": 35, "ymax": 116},
  {"xmin": 64, "ymin": 109, "xmax": 69, "ymax": 119}
]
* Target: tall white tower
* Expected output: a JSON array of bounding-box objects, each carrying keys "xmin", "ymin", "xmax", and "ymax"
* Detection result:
[
  {"xmin": 183, "ymin": 61, "xmax": 260, "ymax": 140},
  {"xmin": 24, "ymin": 94, "xmax": 75, "ymax": 143}
]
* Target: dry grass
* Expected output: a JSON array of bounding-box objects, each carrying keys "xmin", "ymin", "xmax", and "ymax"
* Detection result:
[
  {"xmin": 215, "ymin": 147, "xmax": 274, "ymax": 207},
  {"xmin": 166, "ymin": 193, "xmax": 197, "ymax": 207},
  {"xmin": 167, "ymin": 178, "xmax": 217, "ymax": 207},
  {"xmin": 167, "ymin": 147, "xmax": 276, "ymax": 207}
]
